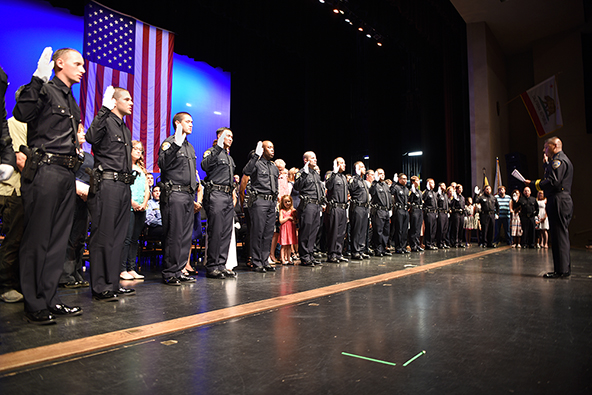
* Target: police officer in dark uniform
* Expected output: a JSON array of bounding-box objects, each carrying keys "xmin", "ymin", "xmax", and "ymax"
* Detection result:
[
  {"xmin": 293, "ymin": 151, "xmax": 324, "ymax": 266},
  {"xmin": 0, "ymin": 66, "xmax": 16, "ymax": 177},
  {"xmin": 349, "ymin": 161, "xmax": 371, "ymax": 260},
  {"xmin": 242, "ymin": 140, "xmax": 279, "ymax": 272},
  {"xmin": 13, "ymin": 47, "xmax": 84, "ymax": 323},
  {"xmin": 422, "ymin": 178, "xmax": 438, "ymax": 250},
  {"xmin": 325, "ymin": 157, "xmax": 349, "ymax": 263},
  {"xmin": 436, "ymin": 183, "xmax": 451, "ymax": 249},
  {"xmin": 475, "ymin": 185, "xmax": 499, "ymax": 248},
  {"xmin": 518, "ymin": 186, "xmax": 538, "ymax": 248},
  {"xmin": 158, "ymin": 112, "xmax": 199, "ymax": 285},
  {"xmin": 370, "ymin": 169, "xmax": 393, "ymax": 257},
  {"xmin": 86, "ymin": 85, "xmax": 136, "ymax": 301},
  {"xmin": 408, "ymin": 176, "xmax": 424, "ymax": 252},
  {"xmin": 527, "ymin": 137, "xmax": 573, "ymax": 278},
  {"xmin": 449, "ymin": 184, "xmax": 466, "ymax": 248},
  {"xmin": 391, "ymin": 173, "xmax": 410, "ymax": 254},
  {"xmin": 201, "ymin": 128, "xmax": 236, "ymax": 278}
]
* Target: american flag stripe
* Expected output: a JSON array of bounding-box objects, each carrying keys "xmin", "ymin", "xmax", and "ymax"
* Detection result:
[{"xmin": 80, "ymin": 1, "xmax": 174, "ymax": 172}]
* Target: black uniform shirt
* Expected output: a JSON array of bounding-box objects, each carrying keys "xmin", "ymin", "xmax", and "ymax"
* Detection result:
[
  {"xmin": 422, "ymin": 189, "xmax": 437, "ymax": 210},
  {"xmin": 0, "ymin": 67, "xmax": 16, "ymax": 168},
  {"xmin": 370, "ymin": 181, "xmax": 392, "ymax": 209},
  {"xmin": 518, "ymin": 196, "xmax": 538, "ymax": 218},
  {"xmin": 535, "ymin": 151, "xmax": 573, "ymax": 196},
  {"xmin": 391, "ymin": 183, "xmax": 409, "ymax": 208},
  {"xmin": 242, "ymin": 153, "xmax": 279, "ymax": 195},
  {"xmin": 293, "ymin": 168, "xmax": 323, "ymax": 200},
  {"xmin": 349, "ymin": 175, "xmax": 369, "ymax": 204},
  {"xmin": 201, "ymin": 145, "xmax": 235, "ymax": 186},
  {"xmin": 86, "ymin": 106, "xmax": 132, "ymax": 173},
  {"xmin": 325, "ymin": 172, "xmax": 348, "ymax": 204},
  {"xmin": 13, "ymin": 76, "xmax": 78, "ymax": 156},
  {"xmin": 476, "ymin": 194, "xmax": 498, "ymax": 214},
  {"xmin": 450, "ymin": 194, "xmax": 465, "ymax": 212},
  {"xmin": 409, "ymin": 187, "xmax": 423, "ymax": 208},
  {"xmin": 436, "ymin": 190, "xmax": 450, "ymax": 211},
  {"xmin": 158, "ymin": 136, "xmax": 197, "ymax": 190}
]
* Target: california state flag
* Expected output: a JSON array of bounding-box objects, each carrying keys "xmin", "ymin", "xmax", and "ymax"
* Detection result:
[{"xmin": 520, "ymin": 75, "xmax": 563, "ymax": 137}]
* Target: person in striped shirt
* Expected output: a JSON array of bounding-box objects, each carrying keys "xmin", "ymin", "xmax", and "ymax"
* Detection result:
[{"xmin": 494, "ymin": 186, "xmax": 512, "ymax": 246}]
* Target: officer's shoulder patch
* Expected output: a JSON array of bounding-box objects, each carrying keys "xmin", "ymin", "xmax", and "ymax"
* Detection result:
[
  {"xmin": 552, "ymin": 160, "xmax": 561, "ymax": 169},
  {"xmin": 161, "ymin": 141, "xmax": 171, "ymax": 151},
  {"xmin": 203, "ymin": 150, "xmax": 211, "ymax": 158}
]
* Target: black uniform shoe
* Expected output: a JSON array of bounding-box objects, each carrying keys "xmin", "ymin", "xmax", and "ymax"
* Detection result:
[
  {"xmin": 326, "ymin": 258, "xmax": 340, "ymax": 263},
  {"xmin": 93, "ymin": 290, "xmax": 119, "ymax": 302},
  {"xmin": 361, "ymin": 253, "xmax": 371, "ymax": 259},
  {"xmin": 428, "ymin": 246, "xmax": 438, "ymax": 250},
  {"xmin": 383, "ymin": 251, "xmax": 393, "ymax": 256},
  {"xmin": 338, "ymin": 257, "xmax": 349, "ymax": 262},
  {"xmin": 253, "ymin": 266, "xmax": 266, "ymax": 272},
  {"xmin": 163, "ymin": 277, "xmax": 181, "ymax": 286},
  {"xmin": 375, "ymin": 252, "xmax": 384, "ymax": 257},
  {"xmin": 117, "ymin": 287, "xmax": 136, "ymax": 295},
  {"xmin": 24, "ymin": 309, "xmax": 56, "ymax": 325},
  {"xmin": 49, "ymin": 304, "xmax": 83, "ymax": 316},
  {"xmin": 312, "ymin": 260, "xmax": 323, "ymax": 266},
  {"xmin": 459, "ymin": 244, "xmax": 466, "ymax": 248},
  {"xmin": 543, "ymin": 272, "xmax": 570, "ymax": 279},
  {"xmin": 206, "ymin": 270, "xmax": 226, "ymax": 279},
  {"xmin": 403, "ymin": 249, "xmax": 411, "ymax": 254},
  {"xmin": 222, "ymin": 269, "xmax": 237, "ymax": 278},
  {"xmin": 59, "ymin": 281, "xmax": 83, "ymax": 289},
  {"xmin": 263, "ymin": 265, "xmax": 276, "ymax": 272},
  {"xmin": 179, "ymin": 275, "xmax": 196, "ymax": 283},
  {"xmin": 300, "ymin": 261, "xmax": 315, "ymax": 266},
  {"xmin": 351, "ymin": 254, "xmax": 363, "ymax": 260}
]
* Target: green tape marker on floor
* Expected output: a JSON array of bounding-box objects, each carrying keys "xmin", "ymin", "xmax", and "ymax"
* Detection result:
[
  {"xmin": 403, "ymin": 350, "xmax": 426, "ymax": 367},
  {"xmin": 341, "ymin": 352, "xmax": 396, "ymax": 366}
]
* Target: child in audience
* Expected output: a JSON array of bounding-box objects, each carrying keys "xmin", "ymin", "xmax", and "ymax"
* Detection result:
[{"xmin": 278, "ymin": 195, "xmax": 297, "ymax": 265}]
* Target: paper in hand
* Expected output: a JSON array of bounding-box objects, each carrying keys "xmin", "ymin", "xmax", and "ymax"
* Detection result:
[{"xmin": 511, "ymin": 169, "xmax": 525, "ymax": 182}]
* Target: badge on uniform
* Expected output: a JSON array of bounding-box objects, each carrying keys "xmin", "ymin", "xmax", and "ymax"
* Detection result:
[
  {"xmin": 552, "ymin": 160, "xmax": 561, "ymax": 169},
  {"xmin": 203, "ymin": 150, "xmax": 211, "ymax": 158},
  {"xmin": 162, "ymin": 141, "xmax": 171, "ymax": 151},
  {"xmin": 295, "ymin": 172, "xmax": 301, "ymax": 179}
]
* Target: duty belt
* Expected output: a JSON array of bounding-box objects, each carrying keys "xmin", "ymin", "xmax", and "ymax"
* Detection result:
[
  {"xmin": 423, "ymin": 208, "xmax": 438, "ymax": 213},
  {"xmin": 351, "ymin": 200, "xmax": 369, "ymax": 208},
  {"xmin": 170, "ymin": 184, "xmax": 194, "ymax": 193},
  {"xmin": 330, "ymin": 201, "xmax": 348, "ymax": 209},
  {"xmin": 258, "ymin": 194, "xmax": 276, "ymax": 201},
  {"xmin": 303, "ymin": 197, "xmax": 321, "ymax": 205},
  {"xmin": 102, "ymin": 171, "xmax": 136, "ymax": 184},
  {"xmin": 410, "ymin": 203, "xmax": 423, "ymax": 209},
  {"xmin": 394, "ymin": 203, "xmax": 408, "ymax": 210},
  {"xmin": 451, "ymin": 209, "xmax": 464, "ymax": 213},
  {"xmin": 210, "ymin": 184, "xmax": 233, "ymax": 194},
  {"xmin": 40, "ymin": 153, "xmax": 79, "ymax": 169}
]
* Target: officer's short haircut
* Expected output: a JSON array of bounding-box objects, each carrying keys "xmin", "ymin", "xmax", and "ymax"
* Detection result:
[
  {"xmin": 52, "ymin": 48, "xmax": 77, "ymax": 72},
  {"xmin": 410, "ymin": 176, "xmax": 419, "ymax": 182},
  {"xmin": 172, "ymin": 112, "xmax": 191, "ymax": 129},
  {"xmin": 216, "ymin": 127, "xmax": 231, "ymax": 137},
  {"xmin": 112, "ymin": 87, "xmax": 129, "ymax": 100}
]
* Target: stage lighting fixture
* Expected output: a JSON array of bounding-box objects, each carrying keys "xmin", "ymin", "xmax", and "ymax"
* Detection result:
[
  {"xmin": 377, "ymin": 42, "xmax": 383, "ymax": 46},
  {"xmin": 364, "ymin": 155, "xmax": 370, "ymax": 160},
  {"xmin": 214, "ymin": 111, "xmax": 222, "ymax": 115},
  {"xmin": 358, "ymin": 27, "xmax": 363, "ymax": 32},
  {"xmin": 186, "ymin": 103, "xmax": 192, "ymax": 107},
  {"xmin": 319, "ymin": 0, "xmax": 325, "ymax": 3},
  {"xmin": 408, "ymin": 151, "xmax": 423, "ymax": 157},
  {"xmin": 333, "ymin": 8, "xmax": 340, "ymax": 14},
  {"xmin": 366, "ymin": 34, "xmax": 371, "ymax": 38}
]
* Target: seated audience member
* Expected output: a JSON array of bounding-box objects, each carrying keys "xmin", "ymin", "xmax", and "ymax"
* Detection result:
[{"xmin": 146, "ymin": 185, "xmax": 164, "ymax": 238}]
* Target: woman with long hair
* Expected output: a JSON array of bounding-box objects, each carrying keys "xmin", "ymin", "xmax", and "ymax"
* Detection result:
[{"xmin": 120, "ymin": 140, "xmax": 150, "ymax": 280}]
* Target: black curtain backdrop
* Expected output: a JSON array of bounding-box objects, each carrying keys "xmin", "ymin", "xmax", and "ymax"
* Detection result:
[{"xmin": 49, "ymin": 0, "xmax": 470, "ymax": 186}]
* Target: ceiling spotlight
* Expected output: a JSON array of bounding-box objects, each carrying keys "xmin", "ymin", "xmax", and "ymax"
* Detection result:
[
  {"xmin": 358, "ymin": 27, "xmax": 363, "ymax": 32},
  {"xmin": 319, "ymin": 0, "xmax": 325, "ymax": 3},
  {"xmin": 366, "ymin": 34, "xmax": 371, "ymax": 38},
  {"xmin": 377, "ymin": 42, "xmax": 383, "ymax": 47},
  {"xmin": 333, "ymin": 8, "xmax": 340, "ymax": 14}
]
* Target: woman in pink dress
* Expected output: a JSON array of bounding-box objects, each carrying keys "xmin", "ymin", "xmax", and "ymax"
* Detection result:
[{"xmin": 278, "ymin": 195, "xmax": 297, "ymax": 265}]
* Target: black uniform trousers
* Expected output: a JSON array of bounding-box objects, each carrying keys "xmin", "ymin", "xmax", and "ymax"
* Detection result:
[
  {"xmin": 423, "ymin": 211, "xmax": 437, "ymax": 248},
  {"xmin": 20, "ymin": 164, "xmax": 75, "ymax": 312},
  {"xmin": 88, "ymin": 179, "xmax": 131, "ymax": 295},
  {"xmin": 61, "ymin": 195, "xmax": 89, "ymax": 284},
  {"xmin": 520, "ymin": 214, "xmax": 536, "ymax": 248},
  {"xmin": 162, "ymin": 191, "xmax": 194, "ymax": 278},
  {"xmin": 450, "ymin": 212, "xmax": 464, "ymax": 247},
  {"xmin": 409, "ymin": 207, "xmax": 423, "ymax": 250},
  {"xmin": 393, "ymin": 208, "xmax": 409, "ymax": 252},
  {"xmin": 326, "ymin": 205, "xmax": 347, "ymax": 260},
  {"xmin": 436, "ymin": 212, "xmax": 449, "ymax": 247},
  {"xmin": 480, "ymin": 212, "xmax": 495, "ymax": 247},
  {"xmin": 350, "ymin": 205, "xmax": 368, "ymax": 255},
  {"xmin": 547, "ymin": 192, "xmax": 573, "ymax": 274},
  {"xmin": 204, "ymin": 190, "xmax": 234, "ymax": 272},
  {"xmin": 249, "ymin": 198, "xmax": 276, "ymax": 268},
  {"xmin": 0, "ymin": 192, "xmax": 24, "ymax": 293},
  {"xmin": 297, "ymin": 201, "xmax": 321, "ymax": 263},
  {"xmin": 371, "ymin": 209, "xmax": 390, "ymax": 254}
]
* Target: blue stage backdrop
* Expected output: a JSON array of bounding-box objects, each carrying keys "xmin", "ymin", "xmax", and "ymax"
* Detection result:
[{"xmin": 0, "ymin": 0, "xmax": 230, "ymax": 179}]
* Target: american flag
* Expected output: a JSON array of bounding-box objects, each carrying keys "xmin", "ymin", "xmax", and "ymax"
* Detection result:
[{"xmin": 80, "ymin": 1, "xmax": 174, "ymax": 172}]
